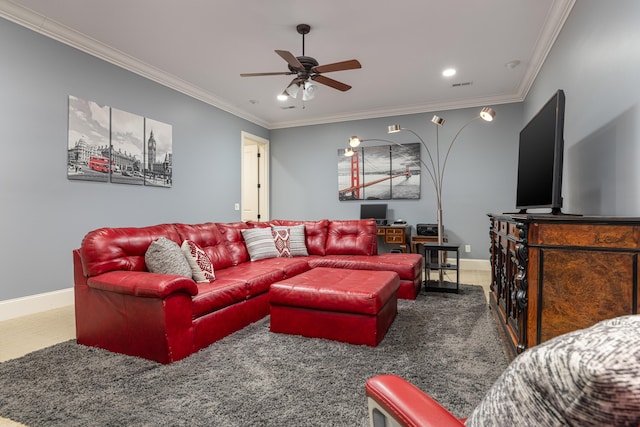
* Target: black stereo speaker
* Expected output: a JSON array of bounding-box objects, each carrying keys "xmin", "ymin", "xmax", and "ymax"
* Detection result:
[{"xmin": 417, "ymin": 223, "xmax": 438, "ymax": 236}]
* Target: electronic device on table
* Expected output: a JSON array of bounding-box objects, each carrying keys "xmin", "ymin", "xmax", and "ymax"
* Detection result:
[
  {"xmin": 360, "ymin": 203, "xmax": 387, "ymax": 226},
  {"xmin": 515, "ymin": 89, "xmax": 566, "ymax": 214},
  {"xmin": 416, "ymin": 224, "xmax": 438, "ymax": 236}
]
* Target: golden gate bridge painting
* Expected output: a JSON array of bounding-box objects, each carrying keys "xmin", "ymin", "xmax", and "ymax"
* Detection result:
[{"xmin": 338, "ymin": 143, "xmax": 421, "ymax": 201}]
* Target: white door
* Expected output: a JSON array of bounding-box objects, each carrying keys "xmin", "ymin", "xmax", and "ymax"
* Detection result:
[{"xmin": 241, "ymin": 132, "xmax": 269, "ymax": 222}]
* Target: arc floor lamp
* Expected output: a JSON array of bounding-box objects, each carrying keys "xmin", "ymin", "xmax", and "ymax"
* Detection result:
[{"xmin": 345, "ymin": 106, "xmax": 496, "ymax": 246}]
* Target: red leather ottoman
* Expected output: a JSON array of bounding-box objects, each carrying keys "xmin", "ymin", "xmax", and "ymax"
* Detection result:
[{"xmin": 269, "ymin": 267, "xmax": 400, "ymax": 346}]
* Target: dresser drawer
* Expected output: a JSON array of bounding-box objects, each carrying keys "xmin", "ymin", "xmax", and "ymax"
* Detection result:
[{"xmin": 385, "ymin": 235, "xmax": 405, "ymax": 244}]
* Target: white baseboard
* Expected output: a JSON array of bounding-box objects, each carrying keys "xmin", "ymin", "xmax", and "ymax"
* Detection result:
[
  {"xmin": 458, "ymin": 258, "xmax": 491, "ymax": 271},
  {"xmin": 0, "ymin": 288, "xmax": 74, "ymax": 322}
]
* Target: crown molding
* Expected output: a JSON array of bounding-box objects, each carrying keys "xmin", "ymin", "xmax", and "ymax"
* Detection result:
[
  {"xmin": 0, "ymin": 0, "xmax": 270, "ymax": 129},
  {"xmin": 516, "ymin": 0, "xmax": 576, "ymax": 100},
  {"xmin": 0, "ymin": 0, "xmax": 575, "ymax": 131}
]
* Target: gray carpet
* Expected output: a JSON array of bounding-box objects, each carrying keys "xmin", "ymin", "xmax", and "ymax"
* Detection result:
[{"xmin": 0, "ymin": 284, "xmax": 508, "ymax": 426}]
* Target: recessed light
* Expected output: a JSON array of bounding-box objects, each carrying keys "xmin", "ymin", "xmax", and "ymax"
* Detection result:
[
  {"xmin": 442, "ymin": 68, "xmax": 456, "ymax": 77},
  {"xmin": 505, "ymin": 60, "xmax": 521, "ymax": 70}
]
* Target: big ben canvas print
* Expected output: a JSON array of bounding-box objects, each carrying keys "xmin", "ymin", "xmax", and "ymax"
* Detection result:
[{"xmin": 144, "ymin": 118, "xmax": 172, "ymax": 188}]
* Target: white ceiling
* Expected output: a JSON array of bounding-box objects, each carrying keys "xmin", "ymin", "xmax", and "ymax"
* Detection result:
[{"xmin": 1, "ymin": 0, "xmax": 574, "ymax": 129}]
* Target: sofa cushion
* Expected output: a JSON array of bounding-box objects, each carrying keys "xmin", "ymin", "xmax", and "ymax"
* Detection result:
[
  {"xmin": 173, "ymin": 223, "xmax": 234, "ymax": 270},
  {"xmin": 272, "ymin": 225, "xmax": 309, "ymax": 257},
  {"xmin": 191, "ymin": 278, "xmax": 247, "ymax": 317},
  {"xmin": 308, "ymin": 253, "xmax": 422, "ymax": 281},
  {"xmin": 270, "ymin": 219, "xmax": 328, "ymax": 256},
  {"xmin": 325, "ymin": 219, "xmax": 377, "ymax": 256},
  {"xmin": 216, "ymin": 222, "xmax": 250, "ymax": 265},
  {"xmin": 181, "ymin": 240, "xmax": 216, "ymax": 283},
  {"xmin": 214, "ymin": 262, "xmax": 286, "ymax": 298},
  {"xmin": 81, "ymin": 223, "xmax": 182, "ymax": 277},
  {"xmin": 466, "ymin": 315, "xmax": 640, "ymax": 427},
  {"xmin": 241, "ymin": 227, "xmax": 280, "ymax": 261},
  {"xmin": 144, "ymin": 237, "xmax": 193, "ymax": 278}
]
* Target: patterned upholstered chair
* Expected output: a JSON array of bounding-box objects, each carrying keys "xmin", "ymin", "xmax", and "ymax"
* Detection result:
[{"xmin": 366, "ymin": 315, "xmax": 640, "ymax": 427}]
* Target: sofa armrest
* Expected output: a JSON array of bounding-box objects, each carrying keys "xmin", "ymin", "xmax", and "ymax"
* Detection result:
[
  {"xmin": 87, "ymin": 270, "xmax": 199, "ymax": 298},
  {"xmin": 366, "ymin": 375, "xmax": 465, "ymax": 427}
]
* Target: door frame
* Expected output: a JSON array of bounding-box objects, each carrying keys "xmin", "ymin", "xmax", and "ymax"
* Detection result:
[{"xmin": 240, "ymin": 131, "xmax": 270, "ymax": 222}]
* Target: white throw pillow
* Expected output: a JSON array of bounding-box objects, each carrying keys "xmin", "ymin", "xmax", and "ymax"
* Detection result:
[{"xmin": 241, "ymin": 228, "xmax": 279, "ymax": 261}]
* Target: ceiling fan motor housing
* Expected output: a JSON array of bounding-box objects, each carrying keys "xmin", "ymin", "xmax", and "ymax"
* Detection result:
[{"xmin": 288, "ymin": 56, "xmax": 319, "ymax": 78}]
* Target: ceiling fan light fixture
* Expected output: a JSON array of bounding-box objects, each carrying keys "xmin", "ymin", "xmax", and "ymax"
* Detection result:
[
  {"xmin": 285, "ymin": 82, "xmax": 300, "ymax": 98},
  {"xmin": 302, "ymin": 80, "xmax": 317, "ymax": 101},
  {"xmin": 277, "ymin": 93, "xmax": 289, "ymax": 101}
]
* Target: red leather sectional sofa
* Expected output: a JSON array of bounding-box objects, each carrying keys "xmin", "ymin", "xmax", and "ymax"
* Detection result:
[{"xmin": 73, "ymin": 219, "xmax": 423, "ymax": 364}]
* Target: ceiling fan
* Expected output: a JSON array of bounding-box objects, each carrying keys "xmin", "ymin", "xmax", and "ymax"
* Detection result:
[{"xmin": 240, "ymin": 24, "xmax": 362, "ymax": 100}]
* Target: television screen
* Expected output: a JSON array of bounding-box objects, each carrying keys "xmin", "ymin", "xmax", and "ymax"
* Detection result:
[
  {"xmin": 516, "ymin": 90, "xmax": 565, "ymax": 213},
  {"xmin": 360, "ymin": 203, "xmax": 387, "ymax": 220}
]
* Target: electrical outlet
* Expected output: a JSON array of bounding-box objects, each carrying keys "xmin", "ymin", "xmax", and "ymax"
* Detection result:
[
  {"xmin": 465, "ymin": 244, "xmax": 471, "ymax": 253},
  {"xmin": 234, "ymin": 203, "xmax": 240, "ymax": 211}
]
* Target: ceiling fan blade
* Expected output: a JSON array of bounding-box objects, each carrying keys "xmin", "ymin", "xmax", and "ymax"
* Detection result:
[
  {"xmin": 312, "ymin": 59, "xmax": 362, "ymax": 74},
  {"xmin": 311, "ymin": 74, "xmax": 352, "ymax": 92},
  {"xmin": 275, "ymin": 50, "xmax": 304, "ymax": 70},
  {"xmin": 240, "ymin": 71, "xmax": 294, "ymax": 77}
]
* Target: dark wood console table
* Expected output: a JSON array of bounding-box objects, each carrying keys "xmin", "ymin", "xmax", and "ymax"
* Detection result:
[{"xmin": 489, "ymin": 213, "xmax": 640, "ymax": 359}]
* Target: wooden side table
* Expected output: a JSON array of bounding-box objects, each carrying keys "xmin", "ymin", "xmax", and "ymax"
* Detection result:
[{"xmin": 376, "ymin": 225, "xmax": 409, "ymax": 253}]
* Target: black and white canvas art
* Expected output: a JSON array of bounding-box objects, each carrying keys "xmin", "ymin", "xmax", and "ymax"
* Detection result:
[
  {"xmin": 338, "ymin": 143, "xmax": 421, "ymax": 200},
  {"xmin": 143, "ymin": 118, "xmax": 172, "ymax": 188},
  {"xmin": 67, "ymin": 96, "xmax": 111, "ymax": 182},
  {"xmin": 67, "ymin": 95, "xmax": 172, "ymax": 187},
  {"xmin": 110, "ymin": 107, "xmax": 144, "ymax": 185}
]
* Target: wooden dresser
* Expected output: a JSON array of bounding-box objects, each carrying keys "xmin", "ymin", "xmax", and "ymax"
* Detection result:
[
  {"xmin": 488, "ymin": 213, "xmax": 640, "ymax": 359},
  {"xmin": 377, "ymin": 225, "xmax": 409, "ymax": 252}
]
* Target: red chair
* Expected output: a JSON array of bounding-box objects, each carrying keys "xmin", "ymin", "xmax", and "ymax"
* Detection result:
[{"xmin": 365, "ymin": 374, "xmax": 465, "ymax": 427}]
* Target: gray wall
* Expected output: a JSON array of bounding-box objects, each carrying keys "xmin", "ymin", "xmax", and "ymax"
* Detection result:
[
  {"xmin": 0, "ymin": 18, "xmax": 268, "ymax": 300},
  {"xmin": 271, "ymin": 0, "xmax": 640, "ymax": 257},
  {"xmin": 270, "ymin": 104, "xmax": 523, "ymax": 259},
  {"xmin": 3, "ymin": 0, "xmax": 640, "ymax": 302},
  {"xmin": 523, "ymin": 0, "xmax": 640, "ymax": 215}
]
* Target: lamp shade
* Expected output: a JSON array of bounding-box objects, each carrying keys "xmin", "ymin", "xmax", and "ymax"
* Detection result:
[
  {"xmin": 302, "ymin": 81, "xmax": 317, "ymax": 101},
  {"xmin": 431, "ymin": 115, "xmax": 445, "ymax": 126},
  {"xmin": 349, "ymin": 136, "xmax": 361, "ymax": 147},
  {"xmin": 285, "ymin": 83, "xmax": 299, "ymax": 98},
  {"xmin": 480, "ymin": 107, "xmax": 496, "ymax": 122},
  {"xmin": 344, "ymin": 147, "xmax": 355, "ymax": 157}
]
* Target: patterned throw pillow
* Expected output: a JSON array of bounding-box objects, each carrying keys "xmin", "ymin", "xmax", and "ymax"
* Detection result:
[
  {"xmin": 272, "ymin": 228, "xmax": 292, "ymax": 257},
  {"xmin": 180, "ymin": 240, "xmax": 215, "ymax": 283},
  {"xmin": 145, "ymin": 237, "xmax": 193, "ymax": 278},
  {"xmin": 466, "ymin": 315, "xmax": 640, "ymax": 426},
  {"xmin": 241, "ymin": 228, "xmax": 279, "ymax": 261},
  {"xmin": 271, "ymin": 225, "xmax": 309, "ymax": 257}
]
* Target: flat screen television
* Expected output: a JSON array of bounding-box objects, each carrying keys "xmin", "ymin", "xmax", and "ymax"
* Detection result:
[
  {"xmin": 360, "ymin": 203, "xmax": 387, "ymax": 224},
  {"xmin": 516, "ymin": 89, "xmax": 566, "ymax": 214}
]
